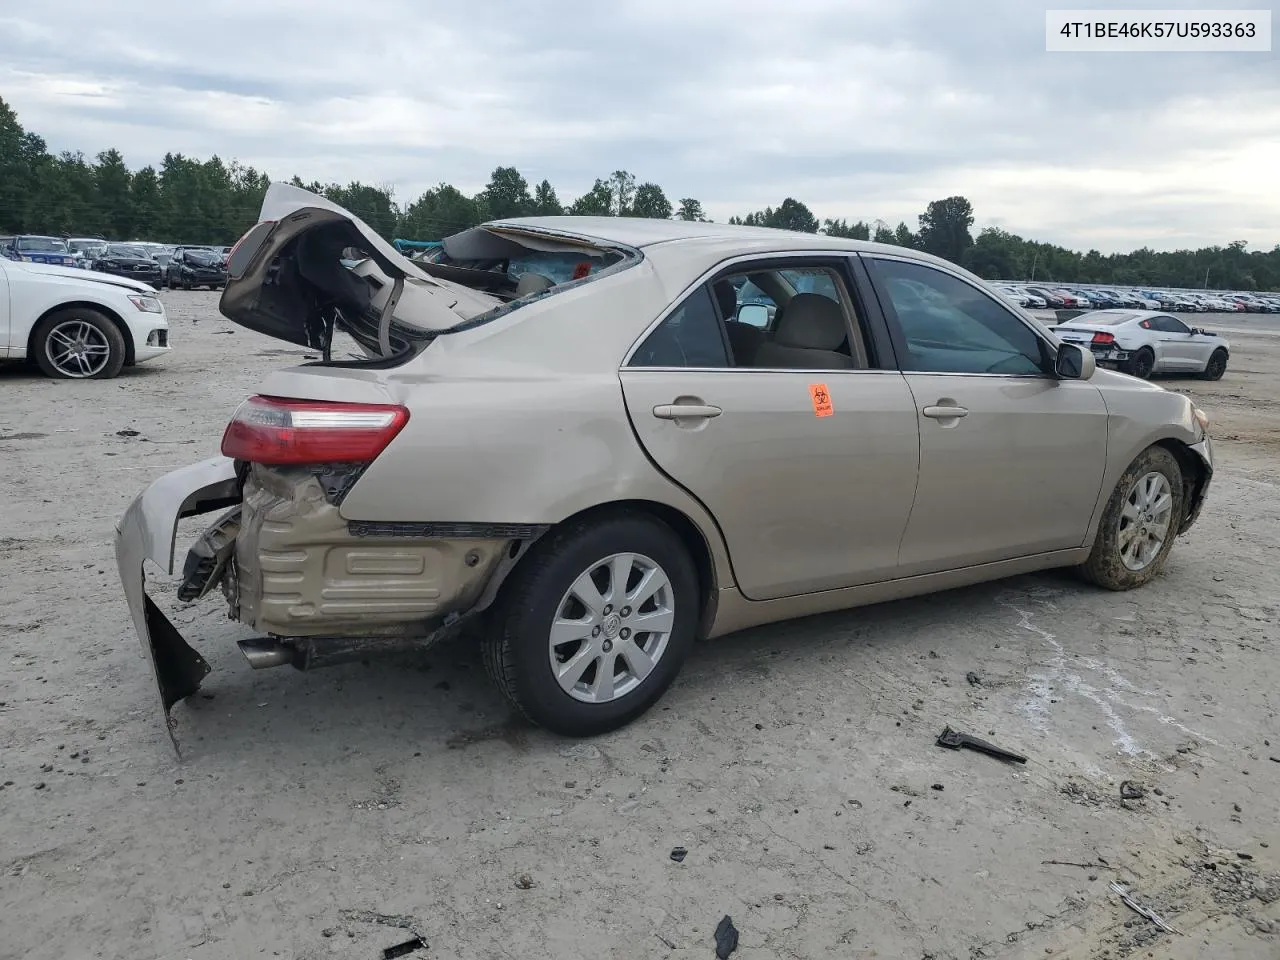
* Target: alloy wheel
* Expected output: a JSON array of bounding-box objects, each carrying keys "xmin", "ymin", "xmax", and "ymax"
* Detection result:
[
  {"xmin": 44, "ymin": 319, "xmax": 112, "ymax": 378},
  {"xmin": 1118, "ymin": 471, "xmax": 1174, "ymax": 571},
  {"xmin": 549, "ymin": 552, "xmax": 675, "ymax": 704}
]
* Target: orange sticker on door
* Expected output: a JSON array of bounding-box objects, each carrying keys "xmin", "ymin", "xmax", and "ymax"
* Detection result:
[{"xmin": 809, "ymin": 383, "xmax": 834, "ymax": 417}]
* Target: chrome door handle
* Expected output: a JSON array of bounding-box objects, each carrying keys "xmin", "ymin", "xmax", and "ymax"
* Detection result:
[
  {"xmin": 653, "ymin": 403, "xmax": 723, "ymax": 420},
  {"xmin": 922, "ymin": 405, "xmax": 968, "ymax": 419}
]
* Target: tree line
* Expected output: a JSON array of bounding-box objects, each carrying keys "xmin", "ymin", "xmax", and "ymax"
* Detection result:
[{"xmin": 2, "ymin": 97, "xmax": 1276, "ymax": 290}]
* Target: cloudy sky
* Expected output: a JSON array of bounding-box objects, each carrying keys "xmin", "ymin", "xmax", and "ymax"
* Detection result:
[{"xmin": 3, "ymin": 0, "xmax": 1277, "ymax": 252}]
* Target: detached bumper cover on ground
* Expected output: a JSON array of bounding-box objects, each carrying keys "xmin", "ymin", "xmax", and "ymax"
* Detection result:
[{"xmin": 114, "ymin": 456, "xmax": 241, "ymax": 740}]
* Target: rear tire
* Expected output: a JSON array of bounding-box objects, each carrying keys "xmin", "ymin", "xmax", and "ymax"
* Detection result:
[
  {"xmin": 1079, "ymin": 446, "xmax": 1184, "ymax": 590},
  {"xmin": 1199, "ymin": 348, "xmax": 1228, "ymax": 381},
  {"xmin": 482, "ymin": 515, "xmax": 699, "ymax": 737},
  {"xmin": 1126, "ymin": 346, "xmax": 1155, "ymax": 380}
]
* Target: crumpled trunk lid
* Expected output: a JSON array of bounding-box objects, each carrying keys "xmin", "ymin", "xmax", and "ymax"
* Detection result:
[{"xmin": 219, "ymin": 182, "xmax": 501, "ymax": 357}]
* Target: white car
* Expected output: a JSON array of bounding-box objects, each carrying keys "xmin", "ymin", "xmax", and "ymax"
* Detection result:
[
  {"xmin": 996, "ymin": 285, "xmax": 1031, "ymax": 307},
  {"xmin": 1052, "ymin": 310, "xmax": 1229, "ymax": 380},
  {"xmin": 0, "ymin": 257, "xmax": 171, "ymax": 379}
]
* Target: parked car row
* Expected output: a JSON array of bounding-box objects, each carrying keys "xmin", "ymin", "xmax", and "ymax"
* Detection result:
[
  {"xmin": 0, "ymin": 235, "xmax": 230, "ymax": 289},
  {"xmin": 995, "ymin": 280, "xmax": 1280, "ymax": 314}
]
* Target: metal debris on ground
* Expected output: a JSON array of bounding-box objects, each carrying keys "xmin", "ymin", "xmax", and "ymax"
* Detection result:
[
  {"xmin": 1119, "ymin": 780, "xmax": 1146, "ymax": 800},
  {"xmin": 670, "ymin": 846, "xmax": 688, "ymax": 863},
  {"xmin": 115, "ymin": 429, "xmax": 140, "ymax": 437},
  {"xmin": 1109, "ymin": 881, "xmax": 1182, "ymax": 935},
  {"xmin": 935, "ymin": 726, "xmax": 1027, "ymax": 764},
  {"xmin": 714, "ymin": 915, "xmax": 739, "ymax": 959},
  {"xmin": 382, "ymin": 936, "xmax": 426, "ymax": 958}
]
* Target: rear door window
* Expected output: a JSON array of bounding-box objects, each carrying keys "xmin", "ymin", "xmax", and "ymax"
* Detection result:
[{"xmin": 629, "ymin": 285, "xmax": 729, "ymax": 368}]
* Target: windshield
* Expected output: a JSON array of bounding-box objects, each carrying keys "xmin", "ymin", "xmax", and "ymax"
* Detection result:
[
  {"xmin": 18, "ymin": 237, "xmax": 68, "ymax": 253},
  {"xmin": 106, "ymin": 244, "xmax": 150, "ymax": 258},
  {"xmin": 184, "ymin": 249, "xmax": 222, "ymax": 264}
]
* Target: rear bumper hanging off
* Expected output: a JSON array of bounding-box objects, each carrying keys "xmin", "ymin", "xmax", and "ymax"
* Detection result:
[{"xmin": 114, "ymin": 456, "xmax": 241, "ymax": 749}]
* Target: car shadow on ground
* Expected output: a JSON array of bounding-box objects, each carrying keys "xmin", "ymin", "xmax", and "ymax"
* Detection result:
[
  {"xmin": 162, "ymin": 567, "xmax": 1090, "ymax": 764},
  {"xmin": 0, "ymin": 360, "xmax": 169, "ymax": 382}
]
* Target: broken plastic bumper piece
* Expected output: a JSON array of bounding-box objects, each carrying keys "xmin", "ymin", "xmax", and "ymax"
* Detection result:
[{"xmin": 114, "ymin": 456, "xmax": 241, "ymax": 745}]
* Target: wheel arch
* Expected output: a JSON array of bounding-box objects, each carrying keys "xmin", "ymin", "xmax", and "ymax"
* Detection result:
[
  {"xmin": 493, "ymin": 499, "xmax": 721, "ymax": 639},
  {"xmin": 28, "ymin": 300, "xmax": 135, "ymax": 366},
  {"xmin": 1154, "ymin": 438, "xmax": 1210, "ymax": 534}
]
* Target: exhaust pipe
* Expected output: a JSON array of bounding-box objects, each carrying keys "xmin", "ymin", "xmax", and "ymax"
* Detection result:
[{"xmin": 237, "ymin": 638, "xmax": 295, "ymax": 669}]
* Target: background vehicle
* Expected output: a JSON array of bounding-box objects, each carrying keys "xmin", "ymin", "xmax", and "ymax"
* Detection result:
[
  {"xmin": 115, "ymin": 184, "xmax": 1214, "ymax": 740},
  {"xmin": 164, "ymin": 246, "xmax": 228, "ymax": 289},
  {"xmin": 2, "ymin": 235, "xmax": 77, "ymax": 268},
  {"xmin": 91, "ymin": 243, "xmax": 163, "ymax": 286},
  {"xmin": 1053, "ymin": 309, "xmax": 1229, "ymax": 379},
  {"xmin": 66, "ymin": 237, "xmax": 108, "ymax": 266},
  {"xmin": 0, "ymin": 257, "xmax": 170, "ymax": 379},
  {"xmin": 1025, "ymin": 285, "xmax": 1068, "ymax": 308}
]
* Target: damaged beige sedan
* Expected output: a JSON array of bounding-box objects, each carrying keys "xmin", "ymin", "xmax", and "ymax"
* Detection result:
[{"xmin": 116, "ymin": 183, "xmax": 1213, "ymax": 743}]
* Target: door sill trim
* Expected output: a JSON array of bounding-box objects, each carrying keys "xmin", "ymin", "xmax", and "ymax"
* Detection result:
[{"xmin": 708, "ymin": 548, "xmax": 1088, "ymax": 638}]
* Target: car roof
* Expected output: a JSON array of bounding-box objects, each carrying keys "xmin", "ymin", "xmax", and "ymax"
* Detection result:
[{"xmin": 482, "ymin": 215, "xmax": 945, "ymax": 261}]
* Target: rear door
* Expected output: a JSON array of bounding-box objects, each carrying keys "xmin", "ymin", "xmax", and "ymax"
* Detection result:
[
  {"xmin": 619, "ymin": 255, "xmax": 921, "ymax": 601},
  {"xmin": 862, "ymin": 255, "xmax": 1109, "ymax": 575}
]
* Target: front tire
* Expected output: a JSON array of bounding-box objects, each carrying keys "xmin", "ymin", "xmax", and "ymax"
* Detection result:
[
  {"xmin": 1199, "ymin": 348, "xmax": 1228, "ymax": 381},
  {"xmin": 483, "ymin": 515, "xmax": 700, "ymax": 736},
  {"xmin": 32, "ymin": 308, "xmax": 127, "ymax": 380},
  {"xmin": 1080, "ymin": 446, "xmax": 1184, "ymax": 590},
  {"xmin": 1126, "ymin": 346, "xmax": 1155, "ymax": 380}
]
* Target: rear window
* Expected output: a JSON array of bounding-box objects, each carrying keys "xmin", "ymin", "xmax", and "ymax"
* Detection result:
[
  {"xmin": 1074, "ymin": 313, "xmax": 1133, "ymax": 326},
  {"xmin": 505, "ymin": 251, "xmax": 614, "ymax": 284}
]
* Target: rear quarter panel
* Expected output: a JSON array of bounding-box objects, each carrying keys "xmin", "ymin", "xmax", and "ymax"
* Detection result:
[{"xmin": 260, "ymin": 260, "xmax": 736, "ymax": 587}]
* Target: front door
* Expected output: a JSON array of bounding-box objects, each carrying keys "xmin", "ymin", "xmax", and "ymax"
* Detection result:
[
  {"xmin": 1148, "ymin": 314, "xmax": 1212, "ymax": 370},
  {"xmin": 863, "ymin": 255, "xmax": 1110, "ymax": 574},
  {"xmin": 620, "ymin": 258, "xmax": 921, "ymax": 600}
]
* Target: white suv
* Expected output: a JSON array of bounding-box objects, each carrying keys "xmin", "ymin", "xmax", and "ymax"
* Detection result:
[{"xmin": 0, "ymin": 257, "xmax": 171, "ymax": 379}]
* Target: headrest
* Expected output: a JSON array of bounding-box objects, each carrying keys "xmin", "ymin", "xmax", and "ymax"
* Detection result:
[
  {"xmin": 774, "ymin": 293, "xmax": 847, "ymax": 351},
  {"xmin": 712, "ymin": 280, "xmax": 738, "ymax": 320}
]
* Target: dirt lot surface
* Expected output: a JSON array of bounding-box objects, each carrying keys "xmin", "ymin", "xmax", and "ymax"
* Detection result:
[{"xmin": 3, "ymin": 293, "xmax": 1279, "ymax": 960}]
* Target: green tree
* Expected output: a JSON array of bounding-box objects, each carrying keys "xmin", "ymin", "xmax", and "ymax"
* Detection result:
[
  {"xmin": 916, "ymin": 196, "xmax": 973, "ymax": 263},
  {"xmin": 608, "ymin": 170, "xmax": 636, "ymax": 216},
  {"xmin": 129, "ymin": 166, "xmax": 163, "ymax": 238},
  {"xmin": 629, "ymin": 182, "xmax": 672, "ymax": 219},
  {"xmin": 872, "ymin": 223, "xmax": 895, "ymax": 244},
  {"xmin": 676, "ymin": 198, "xmax": 705, "ymax": 222},
  {"xmin": 400, "ymin": 183, "xmax": 485, "ymax": 238},
  {"xmin": 966, "ymin": 227, "xmax": 1025, "ymax": 279},
  {"xmin": 822, "ymin": 218, "xmax": 870, "ymax": 240},
  {"xmin": 531, "ymin": 179, "xmax": 563, "ymax": 216},
  {"xmin": 568, "ymin": 179, "xmax": 614, "ymax": 216},
  {"xmin": 326, "ymin": 182, "xmax": 398, "ymax": 239},
  {"xmin": 479, "ymin": 166, "xmax": 532, "ymax": 221},
  {"xmin": 92, "ymin": 149, "xmax": 134, "ymax": 238}
]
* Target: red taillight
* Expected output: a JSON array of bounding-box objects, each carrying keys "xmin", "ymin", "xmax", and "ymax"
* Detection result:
[
  {"xmin": 221, "ymin": 395, "xmax": 409, "ymax": 465},
  {"xmin": 1091, "ymin": 331, "xmax": 1115, "ymax": 345}
]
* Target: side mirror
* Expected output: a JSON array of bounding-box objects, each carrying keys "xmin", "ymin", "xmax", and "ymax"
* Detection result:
[
  {"xmin": 736, "ymin": 303, "xmax": 770, "ymax": 328},
  {"xmin": 1055, "ymin": 342, "xmax": 1095, "ymax": 380}
]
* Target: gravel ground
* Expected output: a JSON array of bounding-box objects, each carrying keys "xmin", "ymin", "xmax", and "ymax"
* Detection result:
[{"xmin": 2, "ymin": 293, "xmax": 1278, "ymax": 960}]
